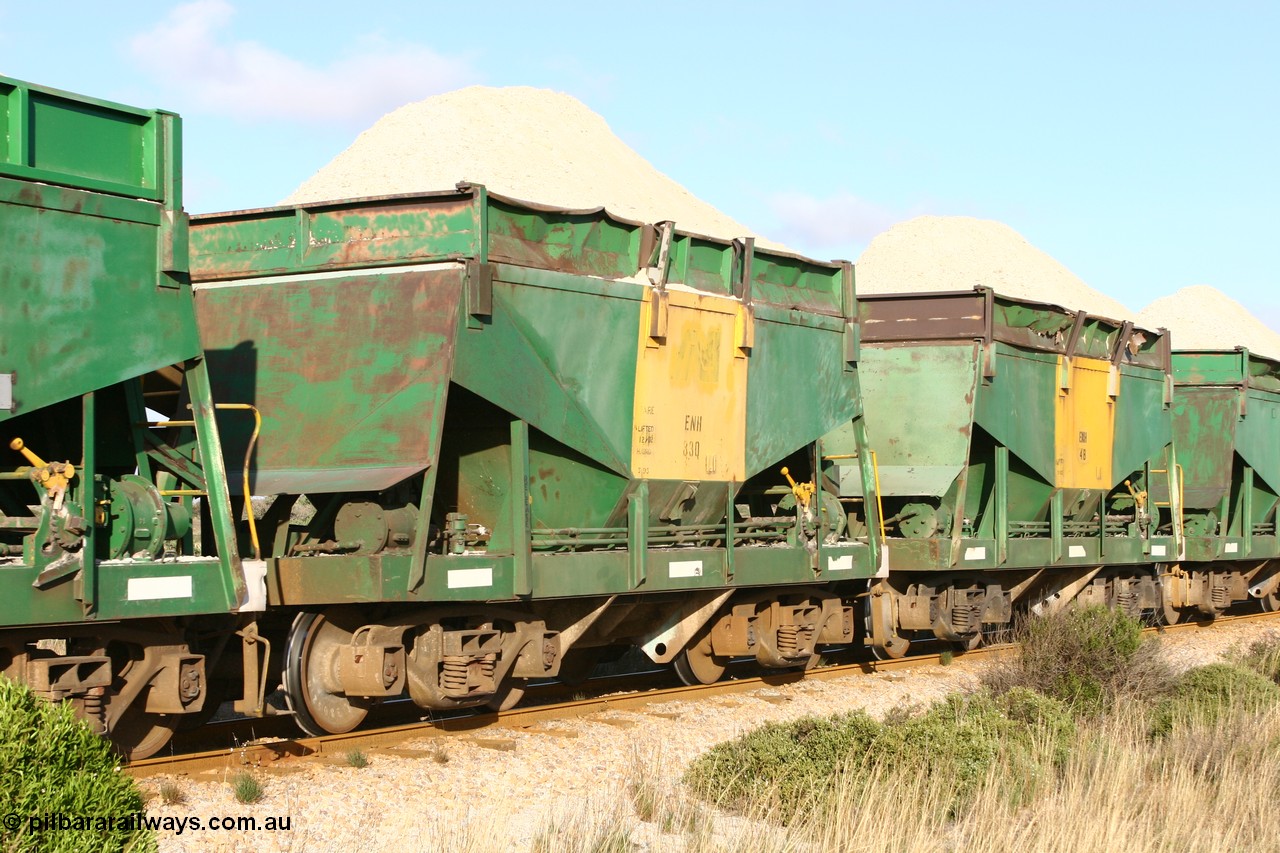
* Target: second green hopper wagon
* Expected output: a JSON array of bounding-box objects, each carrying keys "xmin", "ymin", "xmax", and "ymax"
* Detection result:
[{"xmin": 824, "ymin": 287, "xmax": 1179, "ymax": 656}]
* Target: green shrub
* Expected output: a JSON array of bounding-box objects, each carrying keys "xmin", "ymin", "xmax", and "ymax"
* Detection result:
[
  {"xmin": 231, "ymin": 771, "xmax": 263, "ymax": 804},
  {"xmin": 984, "ymin": 605, "xmax": 1171, "ymax": 714},
  {"xmin": 1236, "ymin": 634, "xmax": 1280, "ymax": 683},
  {"xmin": 1151, "ymin": 663, "xmax": 1280, "ymax": 736},
  {"xmin": 0, "ymin": 675, "xmax": 154, "ymax": 852},
  {"xmin": 686, "ymin": 690, "xmax": 1075, "ymax": 820},
  {"xmin": 157, "ymin": 781, "xmax": 184, "ymax": 806},
  {"xmin": 867, "ymin": 690, "xmax": 1073, "ymax": 809},
  {"xmin": 344, "ymin": 749, "xmax": 368, "ymax": 769},
  {"xmin": 685, "ymin": 711, "xmax": 882, "ymax": 817}
]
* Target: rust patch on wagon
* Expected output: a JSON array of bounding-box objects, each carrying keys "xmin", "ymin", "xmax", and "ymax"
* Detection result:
[{"xmin": 196, "ymin": 267, "xmax": 464, "ymax": 495}]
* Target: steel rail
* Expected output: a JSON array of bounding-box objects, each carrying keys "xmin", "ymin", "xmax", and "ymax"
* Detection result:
[{"xmin": 127, "ymin": 609, "xmax": 1280, "ymax": 779}]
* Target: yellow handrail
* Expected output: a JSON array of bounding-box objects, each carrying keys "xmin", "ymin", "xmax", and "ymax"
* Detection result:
[
  {"xmin": 154, "ymin": 403, "xmax": 262, "ymax": 561},
  {"xmin": 870, "ymin": 450, "xmax": 887, "ymax": 543}
]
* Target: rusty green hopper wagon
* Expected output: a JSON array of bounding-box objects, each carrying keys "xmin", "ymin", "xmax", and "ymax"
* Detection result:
[
  {"xmin": 189, "ymin": 186, "xmax": 882, "ymax": 732},
  {"xmin": 822, "ymin": 288, "xmax": 1178, "ymax": 656},
  {"xmin": 1164, "ymin": 348, "xmax": 1280, "ymax": 615},
  {"xmin": 0, "ymin": 75, "xmax": 244, "ymax": 758}
]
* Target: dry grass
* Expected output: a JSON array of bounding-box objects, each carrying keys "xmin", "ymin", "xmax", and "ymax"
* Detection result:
[
  {"xmin": 982, "ymin": 605, "xmax": 1173, "ymax": 713},
  {"xmin": 670, "ymin": 702, "xmax": 1280, "ymax": 853}
]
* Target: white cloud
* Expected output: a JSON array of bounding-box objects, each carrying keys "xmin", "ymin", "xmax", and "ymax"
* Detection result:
[
  {"xmin": 767, "ymin": 190, "xmax": 901, "ymax": 253},
  {"xmin": 128, "ymin": 0, "xmax": 476, "ymax": 125}
]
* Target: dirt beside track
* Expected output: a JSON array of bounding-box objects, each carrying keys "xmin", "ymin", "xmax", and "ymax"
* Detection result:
[{"xmin": 141, "ymin": 617, "xmax": 1280, "ymax": 852}]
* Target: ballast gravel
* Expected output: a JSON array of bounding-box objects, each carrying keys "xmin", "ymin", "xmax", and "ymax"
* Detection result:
[{"xmin": 144, "ymin": 619, "xmax": 1279, "ymax": 852}]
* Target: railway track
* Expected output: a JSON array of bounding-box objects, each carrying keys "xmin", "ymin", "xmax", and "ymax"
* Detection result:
[{"xmin": 127, "ymin": 610, "xmax": 1280, "ymax": 779}]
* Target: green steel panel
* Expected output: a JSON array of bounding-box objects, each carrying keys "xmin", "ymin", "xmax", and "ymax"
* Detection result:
[
  {"xmin": 0, "ymin": 182, "xmax": 198, "ymax": 421},
  {"xmin": 817, "ymin": 543, "xmax": 877, "ymax": 579},
  {"xmin": 723, "ymin": 547, "xmax": 815, "ymax": 586},
  {"xmin": 1005, "ymin": 462, "xmax": 1055, "ymax": 524},
  {"xmin": 528, "ymin": 552, "xmax": 629, "ymax": 598},
  {"xmin": 1171, "ymin": 350, "xmax": 1280, "ymax": 505},
  {"xmin": 0, "ymin": 558, "xmax": 240, "ymax": 625},
  {"xmin": 1172, "ymin": 351, "xmax": 1246, "ymax": 385},
  {"xmin": 856, "ymin": 343, "xmax": 977, "ymax": 498},
  {"xmin": 195, "ymin": 266, "xmax": 462, "ymax": 494},
  {"xmin": 527, "ymin": 439, "xmax": 629, "ymax": 531},
  {"xmin": 191, "ymin": 195, "xmax": 479, "ymax": 279},
  {"xmin": 750, "ymin": 253, "xmax": 845, "ymax": 315},
  {"xmin": 1172, "ymin": 387, "xmax": 1239, "ymax": 509},
  {"xmin": 744, "ymin": 314, "xmax": 859, "ymax": 480},
  {"xmin": 452, "ymin": 274, "xmax": 640, "ymax": 477},
  {"xmin": 94, "ymin": 561, "xmax": 240, "ymax": 619},
  {"xmin": 975, "ymin": 347, "xmax": 1059, "ymax": 484},
  {"xmin": 487, "ymin": 200, "xmax": 646, "ymax": 281},
  {"xmin": 268, "ymin": 547, "xmax": 837, "ymax": 603},
  {"xmin": 0, "ymin": 76, "xmax": 168, "ymax": 201},
  {"xmin": 190, "ymin": 189, "xmax": 648, "ymax": 283},
  {"xmin": 668, "ymin": 234, "xmax": 734, "ymax": 295},
  {"xmin": 1236, "ymin": 392, "xmax": 1280, "ymax": 494},
  {"xmin": 1111, "ymin": 364, "xmax": 1173, "ymax": 485}
]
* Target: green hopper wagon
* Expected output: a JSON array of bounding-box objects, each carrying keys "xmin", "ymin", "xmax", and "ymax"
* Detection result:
[
  {"xmin": 822, "ymin": 288, "xmax": 1178, "ymax": 656},
  {"xmin": 1164, "ymin": 348, "xmax": 1280, "ymax": 615},
  {"xmin": 189, "ymin": 186, "xmax": 883, "ymax": 733}
]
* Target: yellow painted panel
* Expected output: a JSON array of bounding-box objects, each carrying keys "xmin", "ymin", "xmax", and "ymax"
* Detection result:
[
  {"xmin": 1055, "ymin": 356, "xmax": 1116, "ymax": 488},
  {"xmin": 632, "ymin": 289, "xmax": 747, "ymax": 481}
]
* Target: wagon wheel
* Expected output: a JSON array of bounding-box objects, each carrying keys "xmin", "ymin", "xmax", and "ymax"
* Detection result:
[
  {"xmin": 177, "ymin": 678, "xmax": 231, "ymax": 732},
  {"xmin": 673, "ymin": 626, "xmax": 728, "ymax": 686},
  {"xmin": 485, "ymin": 677, "xmax": 527, "ymax": 712},
  {"xmin": 284, "ymin": 611, "xmax": 371, "ymax": 736},
  {"xmin": 1160, "ymin": 597, "xmax": 1185, "ymax": 625},
  {"xmin": 110, "ymin": 704, "xmax": 179, "ymax": 762},
  {"xmin": 865, "ymin": 584, "xmax": 910, "ymax": 660},
  {"xmin": 1263, "ymin": 589, "xmax": 1280, "ymax": 613}
]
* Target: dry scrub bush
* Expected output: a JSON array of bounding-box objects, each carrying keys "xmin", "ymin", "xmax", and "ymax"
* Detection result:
[
  {"xmin": 982, "ymin": 605, "xmax": 1172, "ymax": 713},
  {"xmin": 1150, "ymin": 662, "xmax": 1280, "ymax": 737},
  {"xmin": 1234, "ymin": 631, "xmax": 1280, "ymax": 683},
  {"xmin": 685, "ymin": 690, "xmax": 1073, "ymax": 823},
  {"xmin": 781, "ymin": 702, "xmax": 1280, "ymax": 853},
  {"xmin": 369, "ymin": 805, "xmax": 511, "ymax": 853},
  {"xmin": 530, "ymin": 796, "xmax": 634, "ymax": 853}
]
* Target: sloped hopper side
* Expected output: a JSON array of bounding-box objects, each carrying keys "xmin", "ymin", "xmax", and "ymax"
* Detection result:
[
  {"xmin": 855, "ymin": 341, "xmax": 977, "ymax": 500},
  {"xmin": 448, "ymin": 267, "xmax": 752, "ymax": 531},
  {"xmin": 744, "ymin": 254, "xmax": 859, "ymax": 481},
  {"xmin": 195, "ymin": 265, "xmax": 463, "ymax": 494},
  {"xmin": 1170, "ymin": 351, "xmax": 1280, "ymax": 511}
]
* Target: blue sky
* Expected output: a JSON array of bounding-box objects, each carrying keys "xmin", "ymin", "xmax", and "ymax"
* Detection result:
[{"xmin": 3, "ymin": 1, "xmax": 1277, "ymax": 327}]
